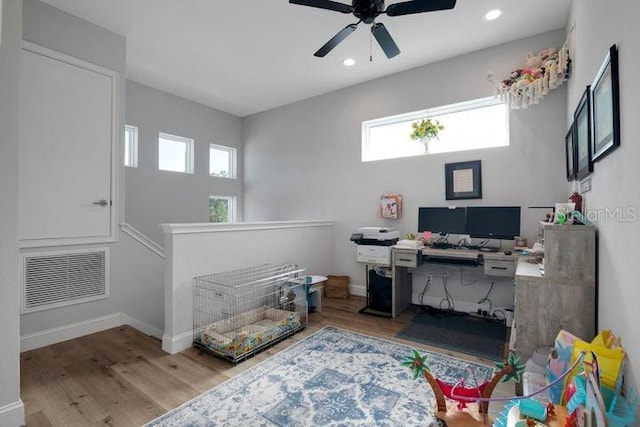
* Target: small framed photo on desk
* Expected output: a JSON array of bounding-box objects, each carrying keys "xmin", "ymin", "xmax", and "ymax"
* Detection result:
[{"xmin": 445, "ymin": 160, "xmax": 482, "ymax": 200}]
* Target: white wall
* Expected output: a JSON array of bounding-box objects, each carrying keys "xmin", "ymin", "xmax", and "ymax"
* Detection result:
[
  {"xmin": 567, "ymin": 0, "xmax": 640, "ymax": 401},
  {"xmin": 243, "ymin": 30, "xmax": 569, "ymax": 307},
  {"xmin": 126, "ymin": 81, "xmax": 243, "ymax": 245},
  {"xmin": 0, "ymin": 0, "xmax": 25, "ymax": 423},
  {"xmin": 111, "ymin": 230, "xmax": 165, "ymax": 337},
  {"xmin": 161, "ymin": 221, "xmax": 334, "ymax": 353}
]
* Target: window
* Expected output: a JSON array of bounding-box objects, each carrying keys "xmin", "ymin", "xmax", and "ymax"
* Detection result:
[
  {"xmin": 209, "ymin": 144, "xmax": 236, "ymax": 179},
  {"xmin": 362, "ymin": 97, "xmax": 509, "ymax": 162},
  {"xmin": 158, "ymin": 132, "xmax": 194, "ymax": 173},
  {"xmin": 124, "ymin": 125, "xmax": 138, "ymax": 167},
  {"xmin": 209, "ymin": 196, "xmax": 236, "ymax": 223}
]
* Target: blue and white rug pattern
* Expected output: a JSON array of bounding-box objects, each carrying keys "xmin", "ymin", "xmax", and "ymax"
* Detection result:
[{"xmin": 147, "ymin": 326, "xmax": 495, "ymax": 426}]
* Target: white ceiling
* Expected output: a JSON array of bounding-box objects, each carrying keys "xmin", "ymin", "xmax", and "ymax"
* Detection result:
[{"xmin": 40, "ymin": 0, "xmax": 571, "ymax": 117}]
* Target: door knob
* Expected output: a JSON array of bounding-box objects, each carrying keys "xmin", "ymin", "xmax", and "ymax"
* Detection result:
[{"xmin": 93, "ymin": 199, "xmax": 109, "ymax": 207}]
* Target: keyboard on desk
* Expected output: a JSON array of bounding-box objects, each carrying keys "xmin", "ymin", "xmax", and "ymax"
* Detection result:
[{"xmin": 430, "ymin": 242, "xmax": 452, "ymax": 249}]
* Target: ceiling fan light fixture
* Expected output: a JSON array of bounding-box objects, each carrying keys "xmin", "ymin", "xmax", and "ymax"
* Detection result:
[
  {"xmin": 484, "ymin": 9, "xmax": 503, "ymax": 21},
  {"xmin": 292, "ymin": 0, "xmax": 458, "ymax": 58},
  {"xmin": 343, "ymin": 58, "xmax": 356, "ymax": 67}
]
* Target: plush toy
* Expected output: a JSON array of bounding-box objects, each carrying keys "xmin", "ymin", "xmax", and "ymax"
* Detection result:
[{"xmin": 492, "ymin": 44, "xmax": 569, "ymax": 108}]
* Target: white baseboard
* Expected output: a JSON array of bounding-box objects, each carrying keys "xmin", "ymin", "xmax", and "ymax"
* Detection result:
[
  {"xmin": 21, "ymin": 313, "xmax": 164, "ymax": 352},
  {"xmin": 20, "ymin": 313, "xmax": 123, "ymax": 352},
  {"xmin": 349, "ymin": 284, "xmax": 366, "ymax": 297},
  {"xmin": 0, "ymin": 399, "xmax": 25, "ymax": 427},
  {"xmin": 162, "ymin": 330, "xmax": 193, "ymax": 355},
  {"xmin": 120, "ymin": 313, "xmax": 163, "ymax": 340}
]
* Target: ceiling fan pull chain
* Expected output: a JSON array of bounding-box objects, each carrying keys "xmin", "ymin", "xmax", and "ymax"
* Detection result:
[{"xmin": 369, "ymin": 28, "xmax": 373, "ymax": 62}]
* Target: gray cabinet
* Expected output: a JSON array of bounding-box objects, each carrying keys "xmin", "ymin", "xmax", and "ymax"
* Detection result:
[
  {"xmin": 513, "ymin": 223, "xmax": 596, "ymax": 362},
  {"xmin": 391, "ymin": 248, "xmax": 416, "ymax": 317}
]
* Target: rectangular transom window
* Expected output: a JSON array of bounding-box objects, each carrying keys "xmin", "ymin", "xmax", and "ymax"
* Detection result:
[
  {"xmin": 210, "ymin": 144, "xmax": 237, "ymax": 179},
  {"xmin": 209, "ymin": 196, "xmax": 236, "ymax": 223},
  {"xmin": 362, "ymin": 97, "xmax": 509, "ymax": 162},
  {"xmin": 124, "ymin": 125, "xmax": 138, "ymax": 167},
  {"xmin": 159, "ymin": 132, "xmax": 194, "ymax": 173}
]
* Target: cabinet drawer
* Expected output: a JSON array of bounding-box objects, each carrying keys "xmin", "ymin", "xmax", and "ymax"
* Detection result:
[
  {"xmin": 484, "ymin": 259, "xmax": 515, "ymax": 276},
  {"xmin": 395, "ymin": 251, "xmax": 417, "ymax": 268}
]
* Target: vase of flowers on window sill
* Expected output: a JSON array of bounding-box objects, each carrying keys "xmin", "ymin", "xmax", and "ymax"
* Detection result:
[{"xmin": 410, "ymin": 118, "xmax": 444, "ymax": 153}]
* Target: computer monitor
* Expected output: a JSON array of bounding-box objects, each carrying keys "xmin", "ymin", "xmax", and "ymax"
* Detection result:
[
  {"xmin": 466, "ymin": 206, "xmax": 521, "ymax": 240},
  {"xmin": 418, "ymin": 207, "xmax": 467, "ymax": 235}
]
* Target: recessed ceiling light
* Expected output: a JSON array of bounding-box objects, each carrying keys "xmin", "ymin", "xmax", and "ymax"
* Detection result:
[
  {"xmin": 484, "ymin": 9, "xmax": 502, "ymax": 21},
  {"xmin": 343, "ymin": 58, "xmax": 356, "ymax": 67}
]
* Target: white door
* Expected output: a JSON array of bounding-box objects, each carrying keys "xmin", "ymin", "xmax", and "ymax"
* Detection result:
[{"xmin": 19, "ymin": 43, "xmax": 118, "ymax": 246}]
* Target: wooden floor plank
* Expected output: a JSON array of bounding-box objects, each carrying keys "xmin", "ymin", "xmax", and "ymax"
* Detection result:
[
  {"xmin": 110, "ymin": 355, "xmax": 201, "ymax": 412},
  {"xmin": 24, "ymin": 410, "xmax": 54, "ymax": 427},
  {"xmin": 21, "ymin": 295, "xmax": 514, "ymax": 426}
]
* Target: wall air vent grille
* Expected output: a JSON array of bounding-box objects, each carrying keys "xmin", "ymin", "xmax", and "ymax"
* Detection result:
[{"xmin": 22, "ymin": 248, "xmax": 109, "ymax": 313}]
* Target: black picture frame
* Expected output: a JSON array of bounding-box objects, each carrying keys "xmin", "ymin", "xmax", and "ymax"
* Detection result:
[
  {"xmin": 591, "ymin": 44, "xmax": 620, "ymax": 162},
  {"xmin": 575, "ymin": 86, "xmax": 593, "ymax": 180},
  {"xmin": 445, "ymin": 160, "xmax": 482, "ymax": 200},
  {"xmin": 565, "ymin": 123, "xmax": 576, "ymax": 181}
]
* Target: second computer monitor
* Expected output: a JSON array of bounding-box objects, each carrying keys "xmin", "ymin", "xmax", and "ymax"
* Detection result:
[{"xmin": 466, "ymin": 206, "xmax": 521, "ymax": 240}]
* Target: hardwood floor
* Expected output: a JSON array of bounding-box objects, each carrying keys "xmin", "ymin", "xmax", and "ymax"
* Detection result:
[{"xmin": 20, "ymin": 296, "xmax": 514, "ymax": 426}]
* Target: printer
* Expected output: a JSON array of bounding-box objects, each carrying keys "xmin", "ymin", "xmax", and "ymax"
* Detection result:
[
  {"xmin": 350, "ymin": 227, "xmax": 400, "ymax": 246},
  {"xmin": 350, "ymin": 227, "xmax": 400, "ymax": 266}
]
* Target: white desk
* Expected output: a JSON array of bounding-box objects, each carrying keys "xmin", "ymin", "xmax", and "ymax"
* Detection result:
[{"xmin": 390, "ymin": 246, "xmax": 519, "ymax": 317}]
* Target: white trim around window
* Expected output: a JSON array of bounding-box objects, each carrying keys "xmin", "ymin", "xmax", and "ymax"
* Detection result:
[
  {"xmin": 124, "ymin": 125, "xmax": 138, "ymax": 167},
  {"xmin": 209, "ymin": 143, "xmax": 237, "ymax": 179},
  {"xmin": 208, "ymin": 196, "xmax": 237, "ymax": 223},
  {"xmin": 158, "ymin": 132, "xmax": 194, "ymax": 174},
  {"xmin": 361, "ymin": 96, "xmax": 509, "ymax": 162}
]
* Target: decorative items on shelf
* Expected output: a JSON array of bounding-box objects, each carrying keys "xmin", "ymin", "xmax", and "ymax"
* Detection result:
[
  {"xmin": 409, "ymin": 118, "xmax": 444, "ymax": 153},
  {"xmin": 378, "ymin": 193, "xmax": 402, "ymax": 219},
  {"xmin": 490, "ymin": 43, "xmax": 570, "ymax": 109}
]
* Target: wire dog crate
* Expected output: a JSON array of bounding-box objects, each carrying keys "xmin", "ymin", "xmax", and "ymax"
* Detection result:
[{"xmin": 193, "ymin": 263, "xmax": 308, "ymax": 362}]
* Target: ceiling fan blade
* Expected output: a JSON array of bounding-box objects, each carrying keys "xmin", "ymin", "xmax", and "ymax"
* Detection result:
[
  {"xmin": 371, "ymin": 23, "xmax": 400, "ymax": 59},
  {"xmin": 314, "ymin": 24, "xmax": 358, "ymax": 57},
  {"xmin": 386, "ymin": 0, "xmax": 456, "ymax": 17},
  {"xmin": 289, "ymin": 0, "xmax": 353, "ymax": 14}
]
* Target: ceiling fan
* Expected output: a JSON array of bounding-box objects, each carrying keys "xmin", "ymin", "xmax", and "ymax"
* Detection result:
[{"xmin": 290, "ymin": 0, "xmax": 457, "ymax": 59}]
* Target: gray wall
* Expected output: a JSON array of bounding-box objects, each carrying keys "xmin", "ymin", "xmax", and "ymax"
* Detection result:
[
  {"xmin": 19, "ymin": 1, "xmax": 165, "ymax": 340},
  {"xmin": 243, "ymin": 30, "xmax": 569, "ymax": 306},
  {"xmin": 125, "ymin": 80, "xmax": 243, "ymax": 245},
  {"xmin": 567, "ymin": 0, "xmax": 640, "ymax": 401},
  {"xmin": 0, "ymin": 0, "xmax": 25, "ymax": 423}
]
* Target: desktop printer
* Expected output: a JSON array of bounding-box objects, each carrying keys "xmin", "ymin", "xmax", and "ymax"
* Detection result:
[
  {"xmin": 350, "ymin": 227, "xmax": 400, "ymax": 246},
  {"xmin": 351, "ymin": 227, "xmax": 400, "ymax": 266}
]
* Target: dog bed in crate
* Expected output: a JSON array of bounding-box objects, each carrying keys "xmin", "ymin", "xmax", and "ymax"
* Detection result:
[{"xmin": 195, "ymin": 306, "xmax": 303, "ymax": 361}]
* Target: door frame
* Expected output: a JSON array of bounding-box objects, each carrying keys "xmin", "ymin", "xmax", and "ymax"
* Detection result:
[{"xmin": 19, "ymin": 41, "xmax": 120, "ymax": 248}]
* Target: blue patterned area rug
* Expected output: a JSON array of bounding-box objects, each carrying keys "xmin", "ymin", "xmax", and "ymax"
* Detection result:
[{"xmin": 146, "ymin": 326, "xmax": 495, "ymax": 427}]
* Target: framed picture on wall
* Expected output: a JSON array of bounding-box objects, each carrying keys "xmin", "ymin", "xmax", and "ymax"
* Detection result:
[
  {"xmin": 575, "ymin": 86, "xmax": 593, "ymax": 180},
  {"xmin": 565, "ymin": 123, "xmax": 576, "ymax": 181},
  {"xmin": 591, "ymin": 44, "xmax": 620, "ymax": 162},
  {"xmin": 445, "ymin": 160, "xmax": 482, "ymax": 200}
]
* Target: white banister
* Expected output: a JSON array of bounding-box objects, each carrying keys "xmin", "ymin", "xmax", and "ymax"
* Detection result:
[
  {"xmin": 120, "ymin": 223, "xmax": 165, "ymax": 258},
  {"xmin": 160, "ymin": 220, "xmax": 334, "ymax": 235}
]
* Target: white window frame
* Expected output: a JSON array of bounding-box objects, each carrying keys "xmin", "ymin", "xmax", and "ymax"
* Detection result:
[
  {"xmin": 208, "ymin": 196, "xmax": 237, "ymax": 223},
  {"xmin": 124, "ymin": 124, "xmax": 138, "ymax": 168},
  {"xmin": 158, "ymin": 132, "xmax": 194, "ymax": 174},
  {"xmin": 361, "ymin": 96, "xmax": 509, "ymax": 162},
  {"xmin": 209, "ymin": 143, "xmax": 237, "ymax": 179}
]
